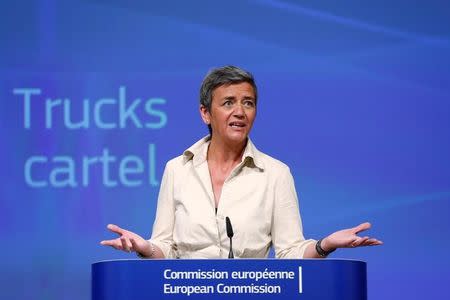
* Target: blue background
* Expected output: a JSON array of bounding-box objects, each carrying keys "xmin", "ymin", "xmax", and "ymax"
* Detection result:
[{"xmin": 1, "ymin": 0, "xmax": 450, "ymax": 299}]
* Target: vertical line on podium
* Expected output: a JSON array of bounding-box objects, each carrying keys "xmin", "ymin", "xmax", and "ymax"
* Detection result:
[{"xmin": 298, "ymin": 266, "xmax": 303, "ymax": 293}]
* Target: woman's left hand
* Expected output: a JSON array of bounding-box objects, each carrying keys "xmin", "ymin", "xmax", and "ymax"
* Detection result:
[{"xmin": 321, "ymin": 222, "xmax": 383, "ymax": 252}]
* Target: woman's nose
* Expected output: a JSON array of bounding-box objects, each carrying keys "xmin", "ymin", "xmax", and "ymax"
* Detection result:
[{"xmin": 233, "ymin": 104, "xmax": 245, "ymax": 117}]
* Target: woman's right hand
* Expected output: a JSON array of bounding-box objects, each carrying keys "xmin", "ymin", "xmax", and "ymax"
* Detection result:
[{"xmin": 100, "ymin": 224, "xmax": 153, "ymax": 257}]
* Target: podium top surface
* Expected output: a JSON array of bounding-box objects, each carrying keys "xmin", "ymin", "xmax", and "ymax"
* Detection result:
[{"xmin": 92, "ymin": 258, "xmax": 366, "ymax": 264}]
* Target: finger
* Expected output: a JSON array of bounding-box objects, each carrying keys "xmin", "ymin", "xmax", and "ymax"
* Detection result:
[
  {"xmin": 352, "ymin": 222, "xmax": 371, "ymax": 234},
  {"xmin": 121, "ymin": 237, "xmax": 131, "ymax": 252},
  {"xmin": 360, "ymin": 238, "xmax": 383, "ymax": 247},
  {"xmin": 100, "ymin": 240, "xmax": 112, "ymax": 246},
  {"xmin": 100, "ymin": 239, "xmax": 123, "ymax": 250},
  {"xmin": 107, "ymin": 224, "xmax": 125, "ymax": 235},
  {"xmin": 367, "ymin": 239, "xmax": 383, "ymax": 246},
  {"xmin": 352, "ymin": 236, "xmax": 369, "ymax": 247},
  {"xmin": 130, "ymin": 238, "xmax": 139, "ymax": 252},
  {"xmin": 345, "ymin": 236, "xmax": 359, "ymax": 248}
]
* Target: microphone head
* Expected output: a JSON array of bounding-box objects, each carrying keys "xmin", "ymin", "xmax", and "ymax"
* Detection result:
[{"xmin": 225, "ymin": 216, "xmax": 234, "ymax": 238}]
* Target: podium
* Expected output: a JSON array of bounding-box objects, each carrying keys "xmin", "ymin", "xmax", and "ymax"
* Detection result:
[{"xmin": 92, "ymin": 259, "xmax": 367, "ymax": 299}]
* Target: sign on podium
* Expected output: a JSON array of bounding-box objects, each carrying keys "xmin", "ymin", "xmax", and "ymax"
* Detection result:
[{"xmin": 92, "ymin": 259, "xmax": 367, "ymax": 299}]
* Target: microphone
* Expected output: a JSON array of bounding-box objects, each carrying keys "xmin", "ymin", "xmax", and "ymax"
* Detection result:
[{"xmin": 225, "ymin": 217, "xmax": 234, "ymax": 258}]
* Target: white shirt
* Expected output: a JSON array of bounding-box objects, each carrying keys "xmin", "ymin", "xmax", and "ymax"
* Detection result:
[{"xmin": 149, "ymin": 136, "xmax": 315, "ymax": 258}]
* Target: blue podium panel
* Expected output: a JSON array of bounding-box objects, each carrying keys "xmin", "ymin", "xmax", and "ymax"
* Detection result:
[{"xmin": 92, "ymin": 259, "xmax": 366, "ymax": 300}]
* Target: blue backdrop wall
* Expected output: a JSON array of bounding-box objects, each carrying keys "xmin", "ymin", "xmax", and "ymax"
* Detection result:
[{"xmin": 1, "ymin": 1, "xmax": 450, "ymax": 299}]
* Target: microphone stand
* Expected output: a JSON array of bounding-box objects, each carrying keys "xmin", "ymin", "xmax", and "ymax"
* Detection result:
[{"xmin": 226, "ymin": 217, "xmax": 234, "ymax": 259}]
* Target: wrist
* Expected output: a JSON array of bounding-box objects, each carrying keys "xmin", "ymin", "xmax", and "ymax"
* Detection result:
[
  {"xmin": 315, "ymin": 238, "xmax": 336, "ymax": 257},
  {"xmin": 320, "ymin": 237, "xmax": 335, "ymax": 252},
  {"xmin": 137, "ymin": 241, "xmax": 156, "ymax": 259}
]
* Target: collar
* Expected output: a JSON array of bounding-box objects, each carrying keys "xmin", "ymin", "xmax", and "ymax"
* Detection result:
[{"xmin": 183, "ymin": 135, "xmax": 265, "ymax": 171}]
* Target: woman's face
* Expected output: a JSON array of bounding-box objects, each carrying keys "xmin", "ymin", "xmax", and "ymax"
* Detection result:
[{"xmin": 201, "ymin": 82, "xmax": 256, "ymax": 145}]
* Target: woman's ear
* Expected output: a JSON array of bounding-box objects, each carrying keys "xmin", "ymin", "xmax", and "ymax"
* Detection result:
[{"xmin": 200, "ymin": 105, "xmax": 210, "ymax": 125}]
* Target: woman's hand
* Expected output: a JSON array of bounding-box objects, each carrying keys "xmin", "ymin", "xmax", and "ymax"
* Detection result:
[
  {"xmin": 100, "ymin": 224, "xmax": 153, "ymax": 256},
  {"xmin": 321, "ymin": 222, "xmax": 383, "ymax": 252}
]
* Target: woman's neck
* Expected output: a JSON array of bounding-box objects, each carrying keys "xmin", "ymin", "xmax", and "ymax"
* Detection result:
[{"xmin": 207, "ymin": 137, "xmax": 247, "ymax": 165}]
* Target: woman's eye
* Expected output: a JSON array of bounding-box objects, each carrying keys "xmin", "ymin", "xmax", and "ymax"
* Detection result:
[{"xmin": 244, "ymin": 100, "xmax": 255, "ymax": 107}]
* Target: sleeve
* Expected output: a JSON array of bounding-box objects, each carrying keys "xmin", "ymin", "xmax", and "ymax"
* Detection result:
[
  {"xmin": 149, "ymin": 161, "xmax": 176, "ymax": 258},
  {"xmin": 271, "ymin": 166, "xmax": 316, "ymax": 258}
]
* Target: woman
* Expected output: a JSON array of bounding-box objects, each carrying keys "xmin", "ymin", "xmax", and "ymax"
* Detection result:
[{"xmin": 101, "ymin": 66, "xmax": 382, "ymax": 258}]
